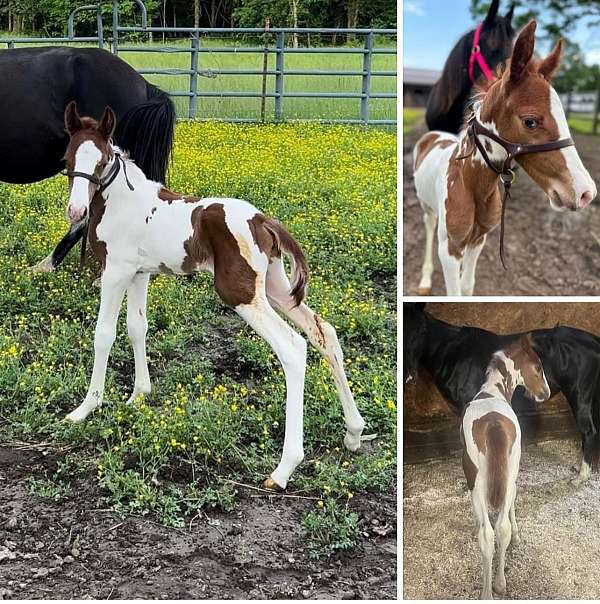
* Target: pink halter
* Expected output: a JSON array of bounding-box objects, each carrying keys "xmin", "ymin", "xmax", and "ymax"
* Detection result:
[{"xmin": 468, "ymin": 23, "xmax": 495, "ymax": 83}]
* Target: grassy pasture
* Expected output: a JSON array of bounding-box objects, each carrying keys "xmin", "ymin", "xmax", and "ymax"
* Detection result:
[{"xmin": 0, "ymin": 121, "xmax": 397, "ymax": 555}]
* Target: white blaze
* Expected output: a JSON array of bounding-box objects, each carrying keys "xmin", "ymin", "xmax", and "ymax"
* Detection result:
[{"xmin": 68, "ymin": 140, "xmax": 102, "ymax": 218}]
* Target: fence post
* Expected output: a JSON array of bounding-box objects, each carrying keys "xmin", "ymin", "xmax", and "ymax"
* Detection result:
[
  {"xmin": 275, "ymin": 31, "xmax": 285, "ymax": 122},
  {"xmin": 260, "ymin": 19, "xmax": 270, "ymax": 123},
  {"xmin": 97, "ymin": 6, "xmax": 104, "ymax": 49},
  {"xmin": 112, "ymin": 0, "xmax": 119, "ymax": 54},
  {"xmin": 189, "ymin": 33, "xmax": 199, "ymax": 119},
  {"xmin": 361, "ymin": 31, "xmax": 374, "ymax": 125},
  {"xmin": 593, "ymin": 83, "xmax": 600, "ymax": 135},
  {"xmin": 8, "ymin": 41, "xmax": 14, "ymax": 49}
]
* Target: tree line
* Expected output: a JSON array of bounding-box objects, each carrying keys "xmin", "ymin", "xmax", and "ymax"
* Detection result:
[{"xmin": 0, "ymin": 0, "xmax": 397, "ymax": 36}]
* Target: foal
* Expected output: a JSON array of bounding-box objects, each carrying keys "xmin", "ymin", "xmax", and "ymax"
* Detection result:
[
  {"xmin": 462, "ymin": 334, "xmax": 550, "ymax": 599},
  {"xmin": 413, "ymin": 20, "xmax": 596, "ymax": 295},
  {"xmin": 60, "ymin": 101, "xmax": 366, "ymax": 490}
]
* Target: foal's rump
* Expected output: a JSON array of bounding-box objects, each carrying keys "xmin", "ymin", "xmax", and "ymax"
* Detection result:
[{"xmin": 463, "ymin": 401, "xmax": 521, "ymax": 510}]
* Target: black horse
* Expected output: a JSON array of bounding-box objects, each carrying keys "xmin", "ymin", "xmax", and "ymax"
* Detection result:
[
  {"xmin": 404, "ymin": 303, "xmax": 600, "ymax": 483},
  {"xmin": 0, "ymin": 46, "xmax": 175, "ymax": 269},
  {"xmin": 425, "ymin": 0, "xmax": 516, "ymax": 134}
]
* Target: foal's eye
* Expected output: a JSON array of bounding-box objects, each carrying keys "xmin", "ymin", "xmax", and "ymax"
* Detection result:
[{"xmin": 522, "ymin": 117, "xmax": 539, "ymax": 130}]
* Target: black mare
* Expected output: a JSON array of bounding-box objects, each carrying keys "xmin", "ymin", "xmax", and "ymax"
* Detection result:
[
  {"xmin": 0, "ymin": 46, "xmax": 175, "ymax": 268},
  {"xmin": 425, "ymin": 0, "xmax": 515, "ymax": 134},
  {"xmin": 404, "ymin": 303, "xmax": 600, "ymax": 481}
]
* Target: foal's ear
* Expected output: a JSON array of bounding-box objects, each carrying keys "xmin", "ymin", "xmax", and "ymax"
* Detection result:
[
  {"xmin": 483, "ymin": 0, "xmax": 500, "ymax": 28},
  {"xmin": 97, "ymin": 106, "xmax": 116, "ymax": 140},
  {"xmin": 64, "ymin": 101, "xmax": 83, "ymax": 135},
  {"xmin": 509, "ymin": 20, "xmax": 536, "ymax": 85},
  {"xmin": 538, "ymin": 38, "xmax": 563, "ymax": 81}
]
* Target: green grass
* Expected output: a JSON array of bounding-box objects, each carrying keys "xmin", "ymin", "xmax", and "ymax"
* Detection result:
[
  {"xmin": 0, "ymin": 121, "xmax": 397, "ymax": 552},
  {"xmin": 0, "ymin": 35, "xmax": 397, "ymax": 122},
  {"xmin": 567, "ymin": 113, "xmax": 598, "ymax": 136}
]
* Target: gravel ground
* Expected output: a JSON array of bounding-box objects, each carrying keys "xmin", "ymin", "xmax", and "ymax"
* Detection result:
[{"xmin": 403, "ymin": 438, "xmax": 600, "ymax": 600}]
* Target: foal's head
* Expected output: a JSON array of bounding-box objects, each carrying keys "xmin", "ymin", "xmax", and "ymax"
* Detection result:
[
  {"xmin": 63, "ymin": 101, "xmax": 116, "ymax": 223},
  {"xmin": 475, "ymin": 20, "xmax": 596, "ymax": 211},
  {"xmin": 502, "ymin": 334, "xmax": 550, "ymax": 403}
]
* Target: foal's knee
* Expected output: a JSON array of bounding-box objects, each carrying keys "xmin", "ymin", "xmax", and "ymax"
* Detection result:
[
  {"xmin": 94, "ymin": 324, "xmax": 117, "ymax": 353},
  {"xmin": 282, "ymin": 331, "xmax": 307, "ymax": 372}
]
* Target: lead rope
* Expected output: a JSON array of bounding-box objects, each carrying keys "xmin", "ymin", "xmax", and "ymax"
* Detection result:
[{"xmin": 498, "ymin": 171, "xmax": 515, "ymax": 270}]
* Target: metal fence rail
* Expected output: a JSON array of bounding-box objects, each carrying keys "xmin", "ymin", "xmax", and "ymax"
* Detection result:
[{"xmin": 0, "ymin": 1, "xmax": 398, "ymax": 126}]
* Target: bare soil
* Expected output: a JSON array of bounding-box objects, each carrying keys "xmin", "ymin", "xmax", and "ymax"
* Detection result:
[
  {"xmin": 0, "ymin": 447, "xmax": 397, "ymax": 599},
  {"xmin": 403, "ymin": 123, "xmax": 600, "ymax": 295},
  {"xmin": 403, "ymin": 438, "xmax": 600, "ymax": 600}
]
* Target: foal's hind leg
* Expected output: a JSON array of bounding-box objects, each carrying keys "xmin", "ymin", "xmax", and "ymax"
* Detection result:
[
  {"xmin": 265, "ymin": 258, "xmax": 366, "ymax": 451},
  {"xmin": 417, "ymin": 209, "xmax": 437, "ymax": 295},
  {"xmin": 235, "ymin": 293, "xmax": 308, "ymax": 490},
  {"xmin": 126, "ymin": 273, "xmax": 151, "ymax": 404},
  {"xmin": 493, "ymin": 488, "xmax": 513, "ymax": 596}
]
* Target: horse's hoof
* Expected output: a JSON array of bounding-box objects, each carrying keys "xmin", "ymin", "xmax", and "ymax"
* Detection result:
[
  {"xmin": 493, "ymin": 581, "xmax": 506, "ymax": 596},
  {"xmin": 263, "ymin": 477, "xmax": 284, "ymax": 491},
  {"xmin": 28, "ymin": 254, "xmax": 54, "ymax": 274},
  {"xmin": 417, "ymin": 287, "xmax": 431, "ymax": 296},
  {"xmin": 344, "ymin": 431, "xmax": 362, "ymax": 452}
]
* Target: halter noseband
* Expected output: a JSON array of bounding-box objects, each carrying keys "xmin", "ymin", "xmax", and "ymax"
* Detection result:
[
  {"xmin": 469, "ymin": 23, "xmax": 495, "ymax": 83},
  {"xmin": 64, "ymin": 152, "xmax": 135, "ymax": 194},
  {"xmin": 458, "ymin": 114, "xmax": 575, "ymax": 269}
]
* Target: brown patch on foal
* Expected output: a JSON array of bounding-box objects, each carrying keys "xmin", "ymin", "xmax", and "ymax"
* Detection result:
[
  {"xmin": 88, "ymin": 191, "xmax": 108, "ymax": 270},
  {"xmin": 444, "ymin": 148, "xmax": 503, "ymax": 259},
  {"xmin": 414, "ymin": 133, "xmax": 454, "ymax": 171},
  {"xmin": 462, "ymin": 449, "xmax": 478, "ymax": 491},
  {"xmin": 158, "ymin": 187, "xmax": 201, "ymax": 205},
  {"xmin": 182, "ymin": 204, "xmax": 257, "ymax": 306},
  {"xmin": 248, "ymin": 214, "xmax": 279, "ymax": 258}
]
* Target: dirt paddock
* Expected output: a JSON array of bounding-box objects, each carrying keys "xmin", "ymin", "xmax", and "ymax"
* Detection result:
[
  {"xmin": 0, "ymin": 447, "xmax": 397, "ymax": 599},
  {"xmin": 403, "ymin": 123, "xmax": 600, "ymax": 295},
  {"xmin": 403, "ymin": 438, "xmax": 600, "ymax": 600}
]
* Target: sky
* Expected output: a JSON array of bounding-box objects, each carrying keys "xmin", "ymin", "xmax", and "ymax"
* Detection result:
[{"xmin": 403, "ymin": 0, "xmax": 600, "ymax": 70}]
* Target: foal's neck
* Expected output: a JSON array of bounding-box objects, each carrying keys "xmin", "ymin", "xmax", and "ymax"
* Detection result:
[{"xmin": 475, "ymin": 352, "xmax": 520, "ymax": 404}]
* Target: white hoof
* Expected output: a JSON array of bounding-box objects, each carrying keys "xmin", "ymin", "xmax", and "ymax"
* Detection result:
[
  {"xmin": 66, "ymin": 401, "xmax": 100, "ymax": 423},
  {"xmin": 28, "ymin": 253, "xmax": 54, "ymax": 274}
]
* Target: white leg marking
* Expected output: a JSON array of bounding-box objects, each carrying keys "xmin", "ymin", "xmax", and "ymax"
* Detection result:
[
  {"xmin": 460, "ymin": 238, "xmax": 486, "ymax": 297},
  {"xmin": 66, "ymin": 266, "xmax": 133, "ymax": 422},
  {"xmin": 236, "ymin": 291, "xmax": 307, "ymax": 489},
  {"xmin": 493, "ymin": 489, "xmax": 513, "ymax": 596},
  {"xmin": 126, "ymin": 273, "xmax": 151, "ymax": 404},
  {"xmin": 438, "ymin": 238, "xmax": 462, "ymax": 296},
  {"xmin": 418, "ymin": 210, "xmax": 438, "ymax": 294},
  {"xmin": 472, "ymin": 481, "xmax": 494, "ymax": 600},
  {"xmin": 265, "ymin": 258, "xmax": 365, "ymax": 451},
  {"xmin": 509, "ymin": 491, "xmax": 519, "ymax": 546},
  {"xmin": 572, "ymin": 458, "xmax": 591, "ymax": 485}
]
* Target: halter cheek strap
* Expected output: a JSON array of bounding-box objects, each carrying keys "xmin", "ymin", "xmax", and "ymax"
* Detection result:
[
  {"xmin": 64, "ymin": 152, "xmax": 135, "ymax": 193},
  {"xmin": 469, "ymin": 23, "xmax": 495, "ymax": 83}
]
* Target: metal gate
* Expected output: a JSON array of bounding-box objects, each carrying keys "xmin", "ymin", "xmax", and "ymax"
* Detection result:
[{"xmin": 0, "ymin": 0, "xmax": 397, "ymax": 126}]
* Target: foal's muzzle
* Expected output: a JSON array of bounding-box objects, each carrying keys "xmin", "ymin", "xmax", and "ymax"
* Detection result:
[{"xmin": 67, "ymin": 203, "xmax": 88, "ymax": 223}]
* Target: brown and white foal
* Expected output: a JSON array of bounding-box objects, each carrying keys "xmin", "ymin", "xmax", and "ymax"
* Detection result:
[
  {"xmin": 413, "ymin": 20, "xmax": 596, "ymax": 295},
  {"xmin": 462, "ymin": 334, "xmax": 550, "ymax": 599},
  {"xmin": 61, "ymin": 101, "xmax": 366, "ymax": 490}
]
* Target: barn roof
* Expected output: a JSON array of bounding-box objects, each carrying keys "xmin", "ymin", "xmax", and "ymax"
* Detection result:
[{"xmin": 403, "ymin": 67, "xmax": 441, "ymax": 86}]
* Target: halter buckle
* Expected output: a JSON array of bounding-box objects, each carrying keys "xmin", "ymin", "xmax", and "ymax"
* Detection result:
[{"xmin": 472, "ymin": 44, "xmax": 481, "ymax": 54}]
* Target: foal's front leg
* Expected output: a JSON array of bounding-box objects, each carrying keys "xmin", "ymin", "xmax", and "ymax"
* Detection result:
[
  {"xmin": 67, "ymin": 267, "xmax": 133, "ymax": 422},
  {"xmin": 438, "ymin": 237, "xmax": 462, "ymax": 295},
  {"xmin": 460, "ymin": 238, "xmax": 485, "ymax": 296}
]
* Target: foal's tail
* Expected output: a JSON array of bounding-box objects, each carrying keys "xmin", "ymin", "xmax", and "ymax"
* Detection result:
[
  {"xmin": 113, "ymin": 82, "xmax": 176, "ymax": 183},
  {"xmin": 485, "ymin": 422, "xmax": 511, "ymax": 511},
  {"xmin": 264, "ymin": 218, "xmax": 309, "ymax": 307}
]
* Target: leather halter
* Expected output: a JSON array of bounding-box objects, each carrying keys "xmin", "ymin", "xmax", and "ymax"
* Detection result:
[
  {"xmin": 458, "ymin": 114, "xmax": 575, "ymax": 269},
  {"xmin": 469, "ymin": 23, "xmax": 495, "ymax": 83},
  {"xmin": 64, "ymin": 152, "xmax": 135, "ymax": 194}
]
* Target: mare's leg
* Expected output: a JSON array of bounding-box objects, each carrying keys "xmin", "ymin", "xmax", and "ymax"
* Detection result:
[
  {"xmin": 234, "ymin": 291, "xmax": 307, "ymax": 490},
  {"xmin": 66, "ymin": 265, "xmax": 133, "ymax": 422},
  {"xmin": 472, "ymin": 481, "xmax": 494, "ymax": 600},
  {"xmin": 417, "ymin": 209, "xmax": 438, "ymax": 295},
  {"xmin": 569, "ymin": 399, "xmax": 595, "ymax": 484},
  {"xmin": 126, "ymin": 273, "xmax": 151, "ymax": 403},
  {"xmin": 460, "ymin": 237, "xmax": 486, "ymax": 296},
  {"xmin": 265, "ymin": 258, "xmax": 365, "ymax": 451},
  {"xmin": 437, "ymin": 237, "xmax": 462, "ymax": 295},
  {"xmin": 29, "ymin": 222, "xmax": 85, "ymax": 273}
]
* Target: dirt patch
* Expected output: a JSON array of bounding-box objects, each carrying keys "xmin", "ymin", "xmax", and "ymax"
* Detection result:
[
  {"xmin": 0, "ymin": 447, "xmax": 396, "ymax": 599},
  {"xmin": 403, "ymin": 123, "xmax": 600, "ymax": 295},
  {"xmin": 403, "ymin": 438, "xmax": 600, "ymax": 599}
]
